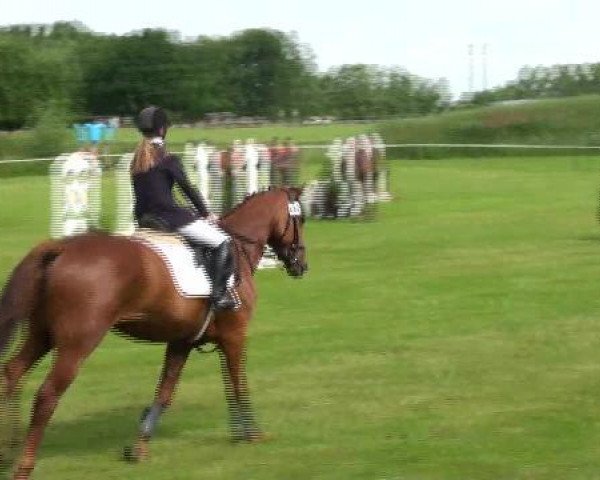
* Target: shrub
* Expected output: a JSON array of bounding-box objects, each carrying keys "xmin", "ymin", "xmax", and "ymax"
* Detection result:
[{"xmin": 26, "ymin": 100, "xmax": 73, "ymax": 159}]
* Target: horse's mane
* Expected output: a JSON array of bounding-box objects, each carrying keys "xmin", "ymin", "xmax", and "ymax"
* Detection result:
[{"xmin": 221, "ymin": 187, "xmax": 291, "ymax": 220}]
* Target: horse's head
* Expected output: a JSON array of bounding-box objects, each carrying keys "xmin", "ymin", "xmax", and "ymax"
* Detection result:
[{"xmin": 269, "ymin": 187, "xmax": 308, "ymax": 278}]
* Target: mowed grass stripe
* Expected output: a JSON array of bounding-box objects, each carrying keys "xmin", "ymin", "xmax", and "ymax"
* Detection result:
[{"xmin": 0, "ymin": 157, "xmax": 600, "ymax": 479}]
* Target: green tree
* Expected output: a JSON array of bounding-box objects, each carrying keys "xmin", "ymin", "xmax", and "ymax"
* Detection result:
[
  {"xmin": 0, "ymin": 30, "xmax": 81, "ymax": 129},
  {"xmin": 227, "ymin": 29, "xmax": 291, "ymax": 117},
  {"xmin": 81, "ymin": 29, "xmax": 181, "ymax": 116}
]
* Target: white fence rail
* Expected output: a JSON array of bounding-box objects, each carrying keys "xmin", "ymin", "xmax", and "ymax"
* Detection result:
[
  {"xmin": 3, "ymin": 143, "xmax": 600, "ymax": 166},
  {"xmin": 388, "ymin": 143, "xmax": 600, "ymax": 150}
]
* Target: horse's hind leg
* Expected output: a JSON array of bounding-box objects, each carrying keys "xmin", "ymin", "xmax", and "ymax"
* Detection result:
[
  {"xmin": 124, "ymin": 340, "xmax": 192, "ymax": 463},
  {"xmin": 0, "ymin": 326, "xmax": 51, "ymax": 473},
  {"xmin": 12, "ymin": 322, "xmax": 108, "ymax": 480},
  {"xmin": 2, "ymin": 326, "xmax": 51, "ymax": 399}
]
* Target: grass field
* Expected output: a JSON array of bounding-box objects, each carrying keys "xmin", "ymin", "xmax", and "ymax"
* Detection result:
[
  {"xmin": 0, "ymin": 123, "xmax": 375, "ymax": 179},
  {"xmin": 127, "ymin": 123, "xmax": 377, "ymax": 146},
  {"xmin": 2, "ymin": 156, "xmax": 600, "ymax": 479},
  {"xmin": 0, "ymin": 123, "xmax": 378, "ymax": 163}
]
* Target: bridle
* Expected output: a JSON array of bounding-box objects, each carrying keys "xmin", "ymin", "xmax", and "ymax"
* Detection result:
[
  {"xmin": 274, "ymin": 197, "xmax": 305, "ymax": 272},
  {"xmin": 226, "ymin": 191, "xmax": 305, "ymax": 276}
]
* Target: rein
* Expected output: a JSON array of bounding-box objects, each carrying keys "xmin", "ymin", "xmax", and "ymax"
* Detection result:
[{"xmin": 229, "ymin": 231, "xmax": 261, "ymax": 276}]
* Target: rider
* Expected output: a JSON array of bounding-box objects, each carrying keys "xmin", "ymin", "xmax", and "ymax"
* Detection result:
[{"xmin": 131, "ymin": 106, "xmax": 237, "ymax": 310}]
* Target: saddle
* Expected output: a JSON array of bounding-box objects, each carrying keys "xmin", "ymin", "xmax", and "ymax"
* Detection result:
[
  {"xmin": 133, "ymin": 215, "xmax": 234, "ymax": 298},
  {"xmin": 138, "ymin": 214, "xmax": 208, "ymax": 268}
]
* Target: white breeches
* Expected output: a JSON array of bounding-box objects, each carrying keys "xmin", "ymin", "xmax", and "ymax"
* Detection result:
[{"xmin": 178, "ymin": 219, "xmax": 229, "ymax": 248}]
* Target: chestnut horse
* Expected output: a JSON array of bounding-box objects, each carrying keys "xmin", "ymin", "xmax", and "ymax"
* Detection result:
[{"xmin": 0, "ymin": 186, "xmax": 307, "ymax": 479}]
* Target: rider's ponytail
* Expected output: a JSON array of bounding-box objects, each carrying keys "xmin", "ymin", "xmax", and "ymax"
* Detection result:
[
  {"xmin": 132, "ymin": 105, "xmax": 168, "ymax": 174},
  {"xmin": 131, "ymin": 137, "xmax": 159, "ymax": 174}
]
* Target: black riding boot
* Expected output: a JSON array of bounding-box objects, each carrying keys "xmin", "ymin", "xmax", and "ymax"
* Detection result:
[{"xmin": 210, "ymin": 240, "xmax": 237, "ymax": 310}]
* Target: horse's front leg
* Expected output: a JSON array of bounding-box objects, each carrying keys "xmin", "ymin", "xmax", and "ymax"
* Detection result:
[
  {"xmin": 124, "ymin": 340, "xmax": 192, "ymax": 462},
  {"xmin": 218, "ymin": 331, "xmax": 263, "ymax": 442}
]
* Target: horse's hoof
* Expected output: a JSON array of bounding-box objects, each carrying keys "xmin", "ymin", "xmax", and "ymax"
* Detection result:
[
  {"xmin": 12, "ymin": 465, "xmax": 33, "ymax": 480},
  {"xmin": 122, "ymin": 445, "xmax": 147, "ymax": 463},
  {"xmin": 231, "ymin": 431, "xmax": 270, "ymax": 444},
  {"xmin": 248, "ymin": 431, "xmax": 271, "ymax": 443},
  {"xmin": 122, "ymin": 446, "xmax": 137, "ymax": 463}
]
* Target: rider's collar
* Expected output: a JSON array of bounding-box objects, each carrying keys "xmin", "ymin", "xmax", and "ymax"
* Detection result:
[{"xmin": 150, "ymin": 137, "xmax": 164, "ymax": 147}]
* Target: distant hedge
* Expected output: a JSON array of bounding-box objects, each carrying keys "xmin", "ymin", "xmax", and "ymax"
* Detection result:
[{"xmin": 381, "ymin": 94, "xmax": 600, "ymax": 158}]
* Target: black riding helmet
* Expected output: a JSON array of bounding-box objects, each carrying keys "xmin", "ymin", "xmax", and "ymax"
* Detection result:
[{"xmin": 137, "ymin": 106, "xmax": 169, "ymax": 138}]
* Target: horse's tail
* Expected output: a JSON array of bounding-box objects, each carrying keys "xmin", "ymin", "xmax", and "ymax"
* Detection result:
[{"xmin": 0, "ymin": 241, "xmax": 63, "ymax": 355}]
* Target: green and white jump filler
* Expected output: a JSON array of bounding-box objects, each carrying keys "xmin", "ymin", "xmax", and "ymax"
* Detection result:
[{"xmin": 50, "ymin": 152, "xmax": 102, "ymax": 238}]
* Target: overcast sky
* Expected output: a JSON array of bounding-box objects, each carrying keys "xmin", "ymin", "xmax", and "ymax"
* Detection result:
[{"xmin": 3, "ymin": 0, "xmax": 598, "ymax": 98}]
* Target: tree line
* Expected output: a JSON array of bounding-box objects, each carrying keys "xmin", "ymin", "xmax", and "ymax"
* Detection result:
[{"xmin": 0, "ymin": 22, "xmax": 450, "ymax": 130}]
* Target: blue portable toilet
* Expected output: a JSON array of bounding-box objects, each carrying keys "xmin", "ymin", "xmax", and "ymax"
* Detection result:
[{"xmin": 86, "ymin": 122, "xmax": 107, "ymax": 145}]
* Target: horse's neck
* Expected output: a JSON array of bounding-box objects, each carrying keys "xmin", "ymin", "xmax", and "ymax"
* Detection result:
[{"xmin": 221, "ymin": 198, "xmax": 275, "ymax": 271}]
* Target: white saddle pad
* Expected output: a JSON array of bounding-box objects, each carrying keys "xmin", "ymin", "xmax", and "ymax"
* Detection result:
[{"xmin": 132, "ymin": 230, "xmax": 232, "ymax": 298}]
